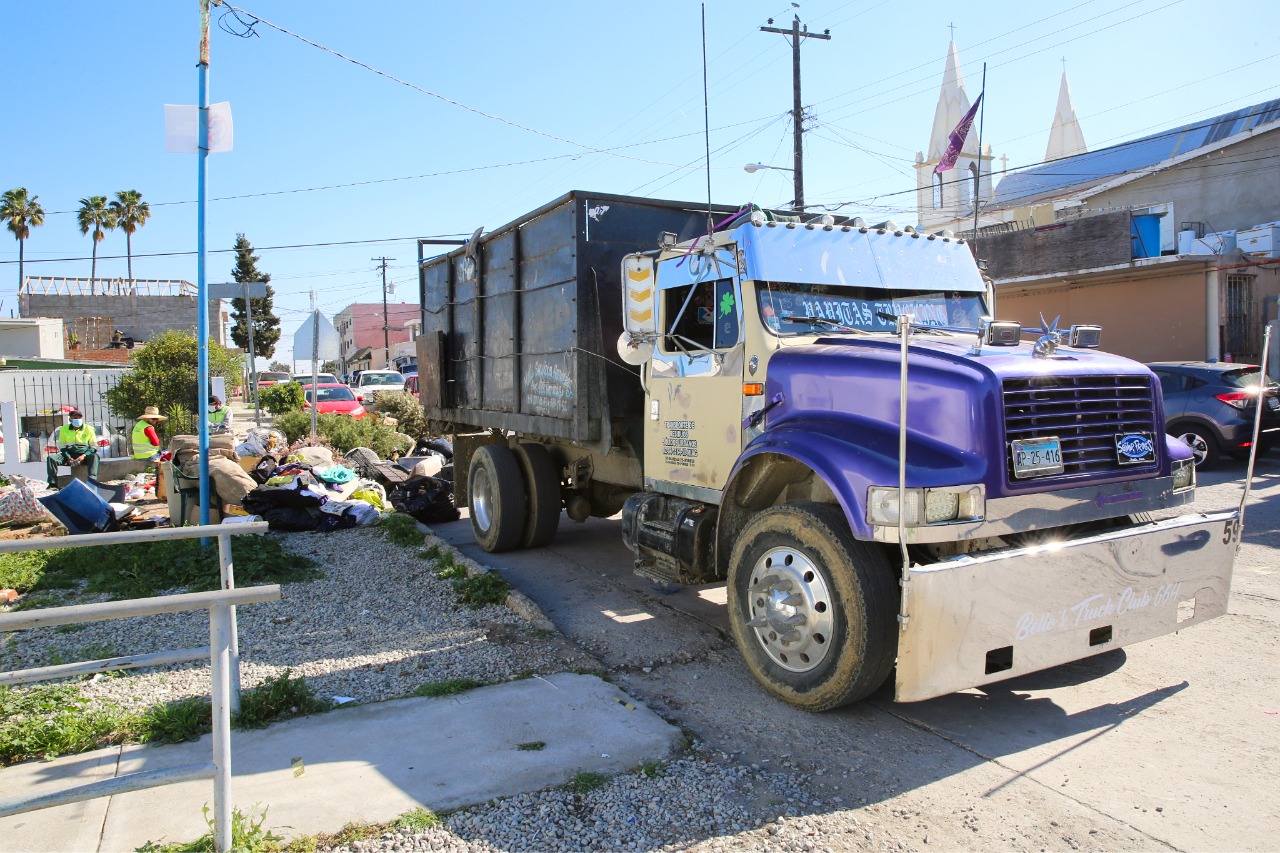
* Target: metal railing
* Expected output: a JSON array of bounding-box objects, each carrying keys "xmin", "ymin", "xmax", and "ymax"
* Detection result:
[
  {"xmin": 0, "ymin": 522, "xmax": 275, "ymax": 853},
  {"xmin": 20, "ymin": 277, "xmax": 198, "ymax": 298}
]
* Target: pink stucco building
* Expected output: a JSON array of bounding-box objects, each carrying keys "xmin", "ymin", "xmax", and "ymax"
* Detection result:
[{"xmin": 335, "ymin": 302, "xmax": 419, "ymax": 371}]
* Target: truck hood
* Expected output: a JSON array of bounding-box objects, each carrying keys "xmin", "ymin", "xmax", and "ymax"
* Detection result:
[{"xmin": 760, "ymin": 331, "xmax": 1168, "ymax": 498}]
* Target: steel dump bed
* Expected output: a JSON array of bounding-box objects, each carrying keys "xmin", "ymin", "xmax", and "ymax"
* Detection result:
[{"xmin": 417, "ymin": 191, "xmax": 739, "ymax": 445}]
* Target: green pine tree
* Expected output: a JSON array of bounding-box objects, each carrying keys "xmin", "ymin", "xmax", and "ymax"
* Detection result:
[{"xmin": 228, "ymin": 233, "xmax": 281, "ymax": 359}]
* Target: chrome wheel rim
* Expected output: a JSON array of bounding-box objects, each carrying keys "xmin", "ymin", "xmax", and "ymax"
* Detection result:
[
  {"xmin": 472, "ymin": 466, "xmax": 494, "ymax": 532},
  {"xmin": 746, "ymin": 547, "xmax": 836, "ymax": 673},
  {"xmin": 1178, "ymin": 432, "xmax": 1209, "ymax": 466}
]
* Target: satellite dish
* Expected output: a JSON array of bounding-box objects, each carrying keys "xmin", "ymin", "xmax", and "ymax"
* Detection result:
[{"xmin": 617, "ymin": 331, "xmax": 654, "ymax": 366}]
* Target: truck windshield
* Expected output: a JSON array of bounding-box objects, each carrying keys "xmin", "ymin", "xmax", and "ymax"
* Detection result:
[{"xmin": 758, "ymin": 282, "xmax": 986, "ymax": 336}]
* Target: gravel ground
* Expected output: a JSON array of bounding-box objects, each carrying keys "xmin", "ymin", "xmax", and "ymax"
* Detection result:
[
  {"xmin": 2, "ymin": 524, "xmax": 852, "ymax": 852},
  {"xmin": 0, "ymin": 527, "xmax": 595, "ymax": 711}
]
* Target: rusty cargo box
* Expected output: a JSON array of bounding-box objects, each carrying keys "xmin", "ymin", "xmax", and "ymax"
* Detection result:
[{"xmin": 417, "ymin": 191, "xmax": 740, "ymax": 446}]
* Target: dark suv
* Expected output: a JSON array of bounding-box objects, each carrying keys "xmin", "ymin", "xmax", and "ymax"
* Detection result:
[{"xmin": 1148, "ymin": 361, "xmax": 1280, "ymax": 467}]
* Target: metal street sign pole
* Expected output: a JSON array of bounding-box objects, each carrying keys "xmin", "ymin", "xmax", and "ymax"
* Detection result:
[
  {"xmin": 197, "ymin": 0, "xmax": 212, "ymax": 529},
  {"xmin": 245, "ymin": 285, "xmax": 259, "ymax": 427},
  {"xmin": 208, "ymin": 282, "xmax": 267, "ymax": 429}
]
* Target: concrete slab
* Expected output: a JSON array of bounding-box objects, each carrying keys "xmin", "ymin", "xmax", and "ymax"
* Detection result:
[
  {"xmin": 0, "ymin": 748, "xmax": 117, "ymax": 852},
  {"xmin": 0, "ymin": 674, "xmax": 681, "ymax": 852}
]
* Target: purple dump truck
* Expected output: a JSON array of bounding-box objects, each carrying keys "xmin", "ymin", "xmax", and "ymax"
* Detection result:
[{"xmin": 418, "ymin": 192, "xmax": 1239, "ymax": 710}]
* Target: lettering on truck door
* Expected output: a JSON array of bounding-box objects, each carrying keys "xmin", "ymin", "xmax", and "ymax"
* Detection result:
[{"xmin": 645, "ymin": 254, "xmax": 744, "ymax": 494}]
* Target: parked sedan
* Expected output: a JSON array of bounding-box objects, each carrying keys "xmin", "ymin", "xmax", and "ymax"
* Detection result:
[
  {"xmin": 301, "ymin": 383, "xmax": 367, "ymax": 418},
  {"xmin": 1148, "ymin": 361, "xmax": 1280, "ymax": 467},
  {"xmin": 254, "ymin": 371, "xmax": 291, "ymax": 392}
]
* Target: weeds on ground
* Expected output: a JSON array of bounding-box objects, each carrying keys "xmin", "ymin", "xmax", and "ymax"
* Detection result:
[
  {"xmin": 301, "ymin": 807, "xmax": 441, "ymax": 850},
  {"xmin": 142, "ymin": 696, "xmax": 213, "ymax": 744},
  {"xmin": 379, "ymin": 513, "xmax": 424, "ymax": 548},
  {"xmin": 235, "ymin": 669, "xmax": 331, "ymax": 729},
  {"xmin": 0, "ymin": 536, "xmax": 317, "ymax": 600},
  {"xmin": 639, "ymin": 760, "xmax": 663, "ymax": 778},
  {"xmin": 411, "ymin": 677, "xmax": 485, "ymax": 698},
  {"xmin": 0, "ymin": 684, "xmax": 140, "ymax": 765},
  {"xmin": 0, "ymin": 671, "xmax": 330, "ymax": 765},
  {"xmin": 434, "ymin": 562, "xmax": 466, "ymax": 580},
  {"xmin": 451, "ymin": 572, "xmax": 510, "ymax": 608},
  {"xmin": 563, "ymin": 771, "xmax": 609, "ymax": 795},
  {"xmin": 517, "ymin": 740, "xmax": 546, "ymax": 751},
  {"xmin": 138, "ymin": 804, "xmax": 285, "ymax": 852},
  {"xmin": 391, "ymin": 807, "xmax": 442, "ymax": 831}
]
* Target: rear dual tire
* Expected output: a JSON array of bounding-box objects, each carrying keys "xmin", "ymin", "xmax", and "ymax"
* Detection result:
[{"xmin": 468, "ymin": 443, "xmax": 562, "ymax": 553}]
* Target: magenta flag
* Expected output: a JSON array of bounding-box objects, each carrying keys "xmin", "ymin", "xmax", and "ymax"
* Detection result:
[{"xmin": 934, "ymin": 93, "xmax": 983, "ymax": 174}]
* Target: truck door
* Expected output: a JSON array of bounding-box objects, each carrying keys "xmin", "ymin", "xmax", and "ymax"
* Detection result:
[{"xmin": 644, "ymin": 251, "xmax": 744, "ymax": 499}]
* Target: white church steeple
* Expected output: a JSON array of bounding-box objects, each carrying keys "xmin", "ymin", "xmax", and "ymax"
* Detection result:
[
  {"xmin": 915, "ymin": 37, "xmax": 995, "ymax": 231},
  {"xmin": 1045, "ymin": 71, "xmax": 1087, "ymax": 161},
  {"xmin": 927, "ymin": 40, "xmax": 974, "ymax": 160}
]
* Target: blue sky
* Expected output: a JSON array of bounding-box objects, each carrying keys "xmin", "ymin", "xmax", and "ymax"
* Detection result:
[{"xmin": 3, "ymin": 0, "xmax": 1276, "ymax": 365}]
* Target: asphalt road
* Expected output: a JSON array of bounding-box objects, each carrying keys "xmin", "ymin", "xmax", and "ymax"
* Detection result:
[{"xmin": 433, "ymin": 453, "xmax": 1280, "ymax": 852}]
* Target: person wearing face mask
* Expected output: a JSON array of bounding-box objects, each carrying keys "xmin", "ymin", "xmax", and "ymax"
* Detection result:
[
  {"xmin": 208, "ymin": 396, "xmax": 234, "ymax": 435},
  {"xmin": 46, "ymin": 409, "xmax": 100, "ymax": 489}
]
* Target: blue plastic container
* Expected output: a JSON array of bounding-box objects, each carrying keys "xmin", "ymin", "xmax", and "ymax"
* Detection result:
[{"xmin": 1131, "ymin": 214, "xmax": 1161, "ymax": 258}]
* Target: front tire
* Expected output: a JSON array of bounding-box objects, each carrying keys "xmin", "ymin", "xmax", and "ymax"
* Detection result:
[
  {"xmin": 468, "ymin": 444, "xmax": 527, "ymax": 553},
  {"xmin": 727, "ymin": 502, "xmax": 898, "ymax": 711}
]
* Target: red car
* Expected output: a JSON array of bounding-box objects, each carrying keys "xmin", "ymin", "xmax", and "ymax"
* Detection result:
[{"xmin": 301, "ymin": 383, "xmax": 367, "ymax": 419}]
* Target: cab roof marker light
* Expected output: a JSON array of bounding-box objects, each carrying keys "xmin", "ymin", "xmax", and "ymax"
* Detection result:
[
  {"xmin": 786, "ymin": 222, "xmax": 797, "ymax": 229},
  {"xmin": 820, "ymin": 214, "xmax": 836, "ymax": 227},
  {"xmin": 749, "ymin": 210, "xmax": 767, "ymax": 226},
  {"xmin": 850, "ymin": 217, "xmax": 867, "ymax": 228},
  {"xmin": 766, "ymin": 220, "xmax": 778, "ymax": 228}
]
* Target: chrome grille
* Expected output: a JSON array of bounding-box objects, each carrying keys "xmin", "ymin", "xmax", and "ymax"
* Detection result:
[{"xmin": 1002, "ymin": 374, "xmax": 1157, "ymax": 478}]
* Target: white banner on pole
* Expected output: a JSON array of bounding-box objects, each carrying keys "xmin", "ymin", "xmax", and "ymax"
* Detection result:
[
  {"xmin": 292, "ymin": 311, "xmax": 341, "ymax": 361},
  {"xmin": 164, "ymin": 102, "xmax": 234, "ymax": 153}
]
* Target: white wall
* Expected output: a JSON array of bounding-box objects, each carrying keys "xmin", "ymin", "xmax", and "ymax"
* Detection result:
[{"xmin": 0, "ymin": 318, "xmax": 64, "ymax": 358}]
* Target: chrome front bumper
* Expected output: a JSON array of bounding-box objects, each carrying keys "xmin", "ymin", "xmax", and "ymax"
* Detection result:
[{"xmin": 895, "ymin": 511, "xmax": 1238, "ymax": 702}]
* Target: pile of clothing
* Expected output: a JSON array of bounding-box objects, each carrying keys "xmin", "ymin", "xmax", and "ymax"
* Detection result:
[{"xmin": 240, "ymin": 444, "xmax": 385, "ymax": 532}]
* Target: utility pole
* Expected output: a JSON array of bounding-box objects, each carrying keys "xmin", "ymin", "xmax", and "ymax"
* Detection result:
[
  {"xmin": 373, "ymin": 256, "xmax": 394, "ymax": 368},
  {"xmin": 760, "ymin": 15, "xmax": 830, "ymax": 211}
]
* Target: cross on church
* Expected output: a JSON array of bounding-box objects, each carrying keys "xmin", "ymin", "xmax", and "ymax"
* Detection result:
[
  {"xmin": 1061, "ymin": 56, "xmax": 1067, "ymax": 72},
  {"xmin": 948, "ymin": 22, "xmax": 955, "ymax": 39}
]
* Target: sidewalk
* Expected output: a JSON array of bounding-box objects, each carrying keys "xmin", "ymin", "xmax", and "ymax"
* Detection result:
[{"xmin": 0, "ymin": 673, "xmax": 681, "ymax": 852}]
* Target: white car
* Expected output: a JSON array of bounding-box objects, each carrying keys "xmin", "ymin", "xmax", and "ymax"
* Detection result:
[{"xmin": 354, "ymin": 370, "xmax": 407, "ymax": 403}]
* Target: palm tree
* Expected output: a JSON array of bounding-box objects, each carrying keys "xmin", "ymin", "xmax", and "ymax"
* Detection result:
[
  {"xmin": 109, "ymin": 189, "xmax": 151, "ymax": 286},
  {"xmin": 77, "ymin": 195, "xmax": 115, "ymax": 295},
  {"xmin": 0, "ymin": 187, "xmax": 45, "ymax": 290}
]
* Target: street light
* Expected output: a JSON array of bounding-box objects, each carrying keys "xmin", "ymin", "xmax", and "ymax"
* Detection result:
[{"xmin": 744, "ymin": 162, "xmax": 795, "ymax": 174}]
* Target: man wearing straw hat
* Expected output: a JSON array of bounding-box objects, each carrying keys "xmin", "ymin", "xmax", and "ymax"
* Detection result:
[{"xmin": 132, "ymin": 406, "xmax": 168, "ymax": 460}]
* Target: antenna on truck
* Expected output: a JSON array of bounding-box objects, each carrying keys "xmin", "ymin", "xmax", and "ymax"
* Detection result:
[{"xmin": 701, "ymin": 4, "xmax": 714, "ymax": 237}]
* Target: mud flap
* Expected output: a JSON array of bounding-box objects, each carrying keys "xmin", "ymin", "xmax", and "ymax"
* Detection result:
[{"xmin": 895, "ymin": 511, "xmax": 1239, "ymax": 702}]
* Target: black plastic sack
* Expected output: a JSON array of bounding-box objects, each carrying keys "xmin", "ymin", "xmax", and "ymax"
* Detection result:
[
  {"xmin": 242, "ymin": 481, "xmax": 326, "ymax": 514},
  {"xmin": 260, "ymin": 505, "xmax": 320, "ymax": 532},
  {"xmin": 249, "ymin": 454, "xmax": 280, "ymax": 485},
  {"xmin": 389, "ymin": 475, "xmax": 459, "ymax": 524}
]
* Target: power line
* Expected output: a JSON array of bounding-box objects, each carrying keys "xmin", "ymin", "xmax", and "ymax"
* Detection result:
[
  {"xmin": 0, "ymin": 233, "xmax": 466, "ymax": 266},
  {"xmin": 218, "ymin": 2, "xmax": 684, "ymax": 167}
]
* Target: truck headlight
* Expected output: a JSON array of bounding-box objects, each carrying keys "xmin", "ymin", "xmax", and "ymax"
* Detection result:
[
  {"xmin": 1172, "ymin": 457, "xmax": 1195, "ymax": 491},
  {"xmin": 867, "ymin": 485, "xmax": 984, "ymax": 527}
]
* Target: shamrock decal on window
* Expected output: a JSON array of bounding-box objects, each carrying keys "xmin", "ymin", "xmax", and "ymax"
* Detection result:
[{"xmin": 719, "ymin": 291, "xmax": 735, "ymax": 317}]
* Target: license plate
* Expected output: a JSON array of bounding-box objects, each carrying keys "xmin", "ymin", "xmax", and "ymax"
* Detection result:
[
  {"xmin": 1268, "ymin": 396, "xmax": 1278, "ymax": 411},
  {"xmin": 1011, "ymin": 437, "xmax": 1064, "ymax": 479}
]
